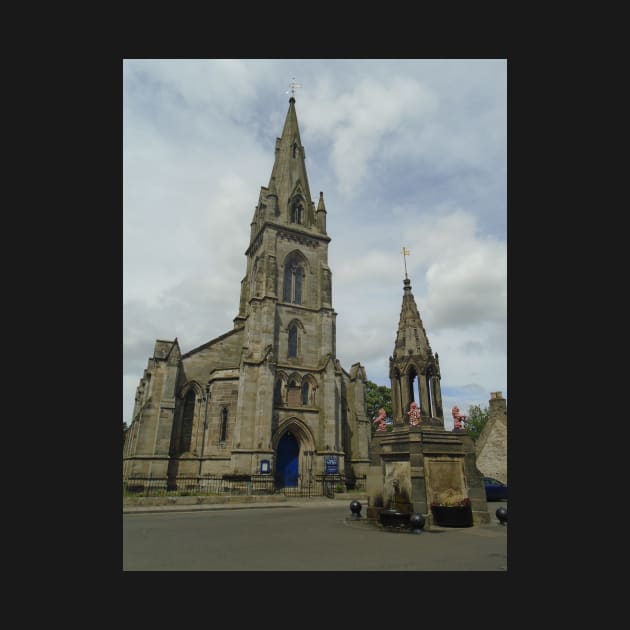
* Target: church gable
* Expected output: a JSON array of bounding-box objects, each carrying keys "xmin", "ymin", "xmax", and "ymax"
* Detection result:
[
  {"xmin": 181, "ymin": 328, "xmax": 243, "ymax": 360},
  {"xmin": 153, "ymin": 338, "xmax": 181, "ymax": 364},
  {"xmin": 179, "ymin": 327, "xmax": 244, "ymax": 387}
]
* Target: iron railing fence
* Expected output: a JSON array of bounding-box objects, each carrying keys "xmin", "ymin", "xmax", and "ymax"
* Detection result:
[
  {"xmin": 279, "ymin": 474, "xmax": 342, "ymax": 498},
  {"xmin": 123, "ymin": 474, "xmax": 275, "ymax": 497},
  {"xmin": 345, "ymin": 474, "xmax": 367, "ymax": 491},
  {"xmin": 123, "ymin": 473, "xmax": 367, "ymax": 498}
]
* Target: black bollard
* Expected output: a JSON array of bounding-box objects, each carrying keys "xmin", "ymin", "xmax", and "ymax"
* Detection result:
[
  {"xmin": 350, "ymin": 500, "xmax": 362, "ymax": 519},
  {"xmin": 496, "ymin": 507, "xmax": 507, "ymax": 525},
  {"xmin": 409, "ymin": 512, "xmax": 425, "ymax": 534}
]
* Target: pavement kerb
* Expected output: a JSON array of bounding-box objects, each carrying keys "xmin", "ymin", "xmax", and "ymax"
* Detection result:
[
  {"xmin": 123, "ymin": 499, "xmax": 364, "ymax": 514},
  {"xmin": 123, "ymin": 494, "xmax": 370, "ymax": 513}
]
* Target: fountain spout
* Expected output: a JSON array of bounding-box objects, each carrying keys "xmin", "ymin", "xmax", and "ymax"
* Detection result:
[{"xmin": 391, "ymin": 479, "xmax": 400, "ymax": 509}]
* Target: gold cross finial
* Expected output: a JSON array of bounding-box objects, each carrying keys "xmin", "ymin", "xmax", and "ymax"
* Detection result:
[
  {"xmin": 286, "ymin": 77, "xmax": 303, "ymax": 97},
  {"xmin": 401, "ymin": 246, "xmax": 410, "ymax": 279}
]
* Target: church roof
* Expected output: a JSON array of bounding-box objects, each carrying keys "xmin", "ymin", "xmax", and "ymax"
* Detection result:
[{"xmin": 180, "ymin": 327, "xmax": 242, "ymax": 359}]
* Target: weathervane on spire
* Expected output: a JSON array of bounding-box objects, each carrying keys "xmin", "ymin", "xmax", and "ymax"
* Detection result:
[
  {"xmin": 286, "ymin": 77, "xmax": 302, "ymax": 98},
  {"xmin": 401, "ymin": 246, "xmax": 410, "ymax": 279}
]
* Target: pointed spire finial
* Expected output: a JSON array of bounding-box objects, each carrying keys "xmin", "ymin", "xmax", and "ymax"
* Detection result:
[
  {"xmin": 286, "ymin": 77, "xmax": 302, "ymax": 101},
  {"xmin": 317, "ymin": 191, "xmax": 325, "ymax": 208},
  {"xmin": 401, "ymin": 246, "xmax": 410, "ymax": 280}
]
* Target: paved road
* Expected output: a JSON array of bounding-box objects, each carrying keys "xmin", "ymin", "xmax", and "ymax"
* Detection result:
[{"xmin": 123, "ymin": 500, "xmax": 507, "ymax": 571}]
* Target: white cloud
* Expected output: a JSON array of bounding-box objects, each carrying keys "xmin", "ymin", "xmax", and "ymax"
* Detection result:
[
  {"xmin": 299, "ymin": 76, "xmax": 439, "ymax": 197},
  {"xmin": 124, "ymin": 59, "xmax": 258, "ymax": 114},
  {"xmin": 423, "ymin": 215, "xmax": 507, "ymax": 330}
]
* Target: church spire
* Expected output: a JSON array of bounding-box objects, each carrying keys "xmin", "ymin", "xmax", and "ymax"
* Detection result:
[
  {"xmin": 278, "ymin": 96, "xmax": 302, "ymax": 154},
  {"xmin": 264, "ymin": 97, "xmax": 319, "ymax": 233}
]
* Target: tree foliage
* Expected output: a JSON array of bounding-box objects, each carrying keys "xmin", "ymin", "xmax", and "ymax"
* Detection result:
[
  {"xmin": 366, "ymin": 380, "xmax": 392, "ymax": 434},
  {"xmin": 465, "ymin": 404, "xmax": 489, "ymax": 442}
]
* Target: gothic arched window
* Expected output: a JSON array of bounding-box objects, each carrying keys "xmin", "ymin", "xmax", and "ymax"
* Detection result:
[
  {"xmin": 180, "ymin": 390, "xmax": 196, "ymax": 453},
  {"xmin": 301, "ymin": 381, "xmax": 309, "ymax": 405},
  {"xmin": 283, "ymin": 254, "xmax": 305, "ymax": 305},
  {"xmin": 290, "ymin": 201, "xmax": 304, "ymax": 224},
  {"xmin": 219, "ymin": 407, "xmax": 228, "ymax": 442},
  {"xmin": 288, "ymin": 324, "xmax": 298, "ymax": 358}
]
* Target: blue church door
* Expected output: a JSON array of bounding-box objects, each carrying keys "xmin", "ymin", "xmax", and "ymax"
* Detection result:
[{"xmin": 276, "ymin": 432, "xmax": 299, "ymax": 487}]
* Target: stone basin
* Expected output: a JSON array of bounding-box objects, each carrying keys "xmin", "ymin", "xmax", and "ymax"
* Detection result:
[{"xmin": 379, "ymin": 509, "xmax": 411, "ymax": 528}]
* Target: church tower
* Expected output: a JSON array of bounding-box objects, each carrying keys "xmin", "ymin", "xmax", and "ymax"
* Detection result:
[
  {"xmin": 124, "ymin": 97, "xmax": 370, "ymax": 491},
  {"xmin": 389, "ymin": 275, "xmax": 444, "ymax": 427},
  {"xmin": 229, "ymin": 95, "xmax": 360, "ymax": 480}
]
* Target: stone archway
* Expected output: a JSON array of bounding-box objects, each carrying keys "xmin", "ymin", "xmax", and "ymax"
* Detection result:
[{"xmin": 272, "ymin": 418, "xmax": 316, "ymax": 489}]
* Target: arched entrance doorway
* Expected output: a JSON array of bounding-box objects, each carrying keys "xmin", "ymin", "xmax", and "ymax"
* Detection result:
[{"xmin": 276, "ymin": 431, "xmax": 299, "ymax": 487}]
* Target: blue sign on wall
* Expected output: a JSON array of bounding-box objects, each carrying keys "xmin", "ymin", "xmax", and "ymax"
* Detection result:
[
  {"xmin": 260, "ymin": 459, "xmax": 270, "ymax": 474},
  {"xmin": 325, "ymin": 456, "xmax": 338, "ymax": 474}
]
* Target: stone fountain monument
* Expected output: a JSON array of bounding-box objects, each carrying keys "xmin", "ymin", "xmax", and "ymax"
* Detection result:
[{"xmin": 366, "ymin": 273, "xmax": 489, "ymax": 529}]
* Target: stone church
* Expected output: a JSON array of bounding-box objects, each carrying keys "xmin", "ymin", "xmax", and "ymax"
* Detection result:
[{"xmin": 123, "ymin": 97, "xmax": 371, "ymax": 491}]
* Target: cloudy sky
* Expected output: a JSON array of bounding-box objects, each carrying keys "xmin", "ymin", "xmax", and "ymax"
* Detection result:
[{"xmin": 123, "ymin": 59, "xmax": 507, "ymax": 430}]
